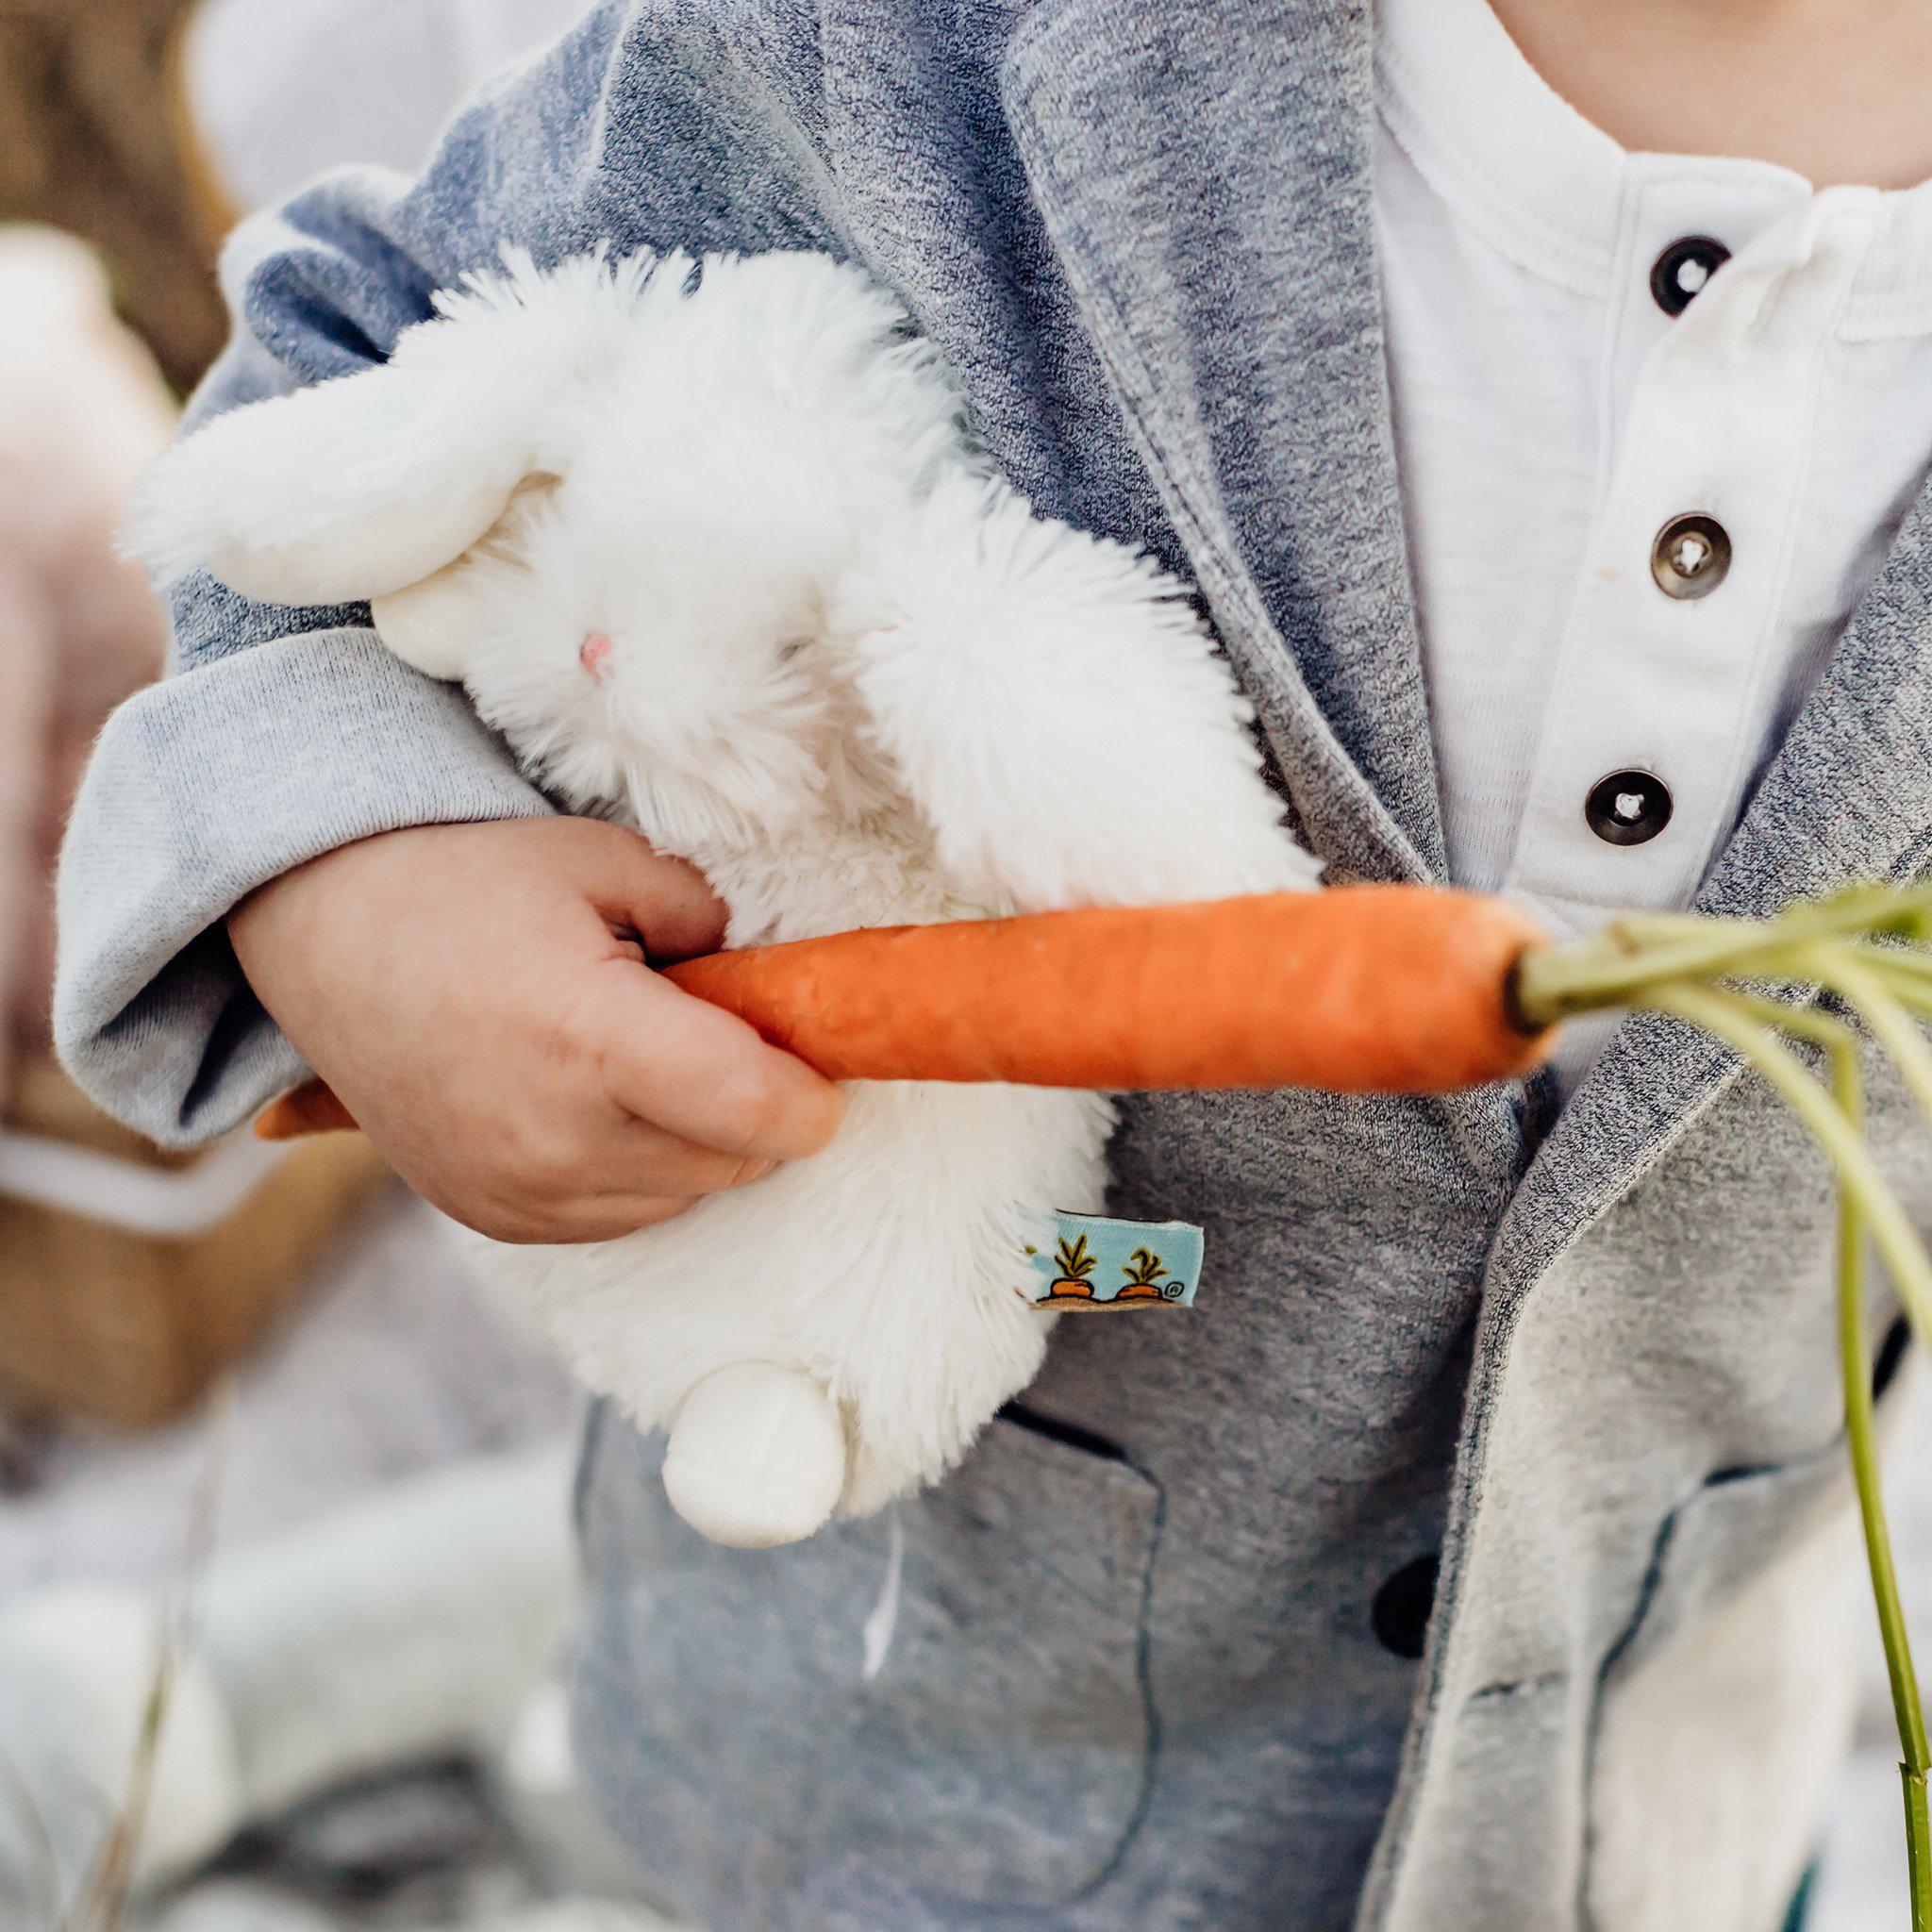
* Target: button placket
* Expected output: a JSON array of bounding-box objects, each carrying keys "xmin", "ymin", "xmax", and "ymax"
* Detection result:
[
  {"xmin": 1602, "ymin": 167, "xmax": 1808, "ymax": 454},
  {"xmin": 1507, "ymin": 195, "xmax": 1878, "ymax": 920}
]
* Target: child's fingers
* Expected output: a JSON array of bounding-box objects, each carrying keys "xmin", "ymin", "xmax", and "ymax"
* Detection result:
[
  {"xmin": 587, "ymin": 831, "xmax": 731, "ymax": 963},
  {"xmin": 480, "ymin": 1191, "xmax": 704, "ymax": 1246},
  {"xmin": 603, "ymin": 1115, "xmax": 776, "ymax": 1195},
  {"xmin": 592, "ymin": 969, "xmax": 845, "ymax": 1162}
]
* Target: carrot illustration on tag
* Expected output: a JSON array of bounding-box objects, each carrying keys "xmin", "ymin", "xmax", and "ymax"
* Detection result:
[
  {"xmin": 1115, "ymin": 1247, "xmax": 1172, "ymax": 1302},
  {"xmin": 1042, "ymin": 1234, "xmax": 1099, "ymax": 1302}
]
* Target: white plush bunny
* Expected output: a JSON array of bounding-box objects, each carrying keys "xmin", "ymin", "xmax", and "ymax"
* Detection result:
[{"xmin": 136, "ymin": 250, "xmax": 1318, "ymax": 1546}]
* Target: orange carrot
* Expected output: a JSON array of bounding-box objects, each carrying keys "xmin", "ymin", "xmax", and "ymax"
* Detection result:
[
  {"xmin": 257, "ymin": 1081, "xmax": 360, "ymax": 1140},
  {"xmin": 256, "ymin": 887, "xmax": 1554, "ymax": 1140},
  {"xmin": 665, "ymin": 886, "xmax": 1551, "ymax": 1091}
]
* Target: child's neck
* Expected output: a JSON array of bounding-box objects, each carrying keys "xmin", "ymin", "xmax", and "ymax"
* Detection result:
[{"xmin": 1488, "ymin": 0, "xmax": 1932, "ymax": 191}]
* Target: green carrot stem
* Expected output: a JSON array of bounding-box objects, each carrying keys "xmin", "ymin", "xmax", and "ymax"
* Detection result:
[
  {"xmin": 1519, "ymin": 886, "xmax": 1932, "ymax": 1024},
  {"xmin": 1639, "ymin": 986, "xmax": 1932, "ymax": 1370},
  {"xmin": 1863, "ymin": 965, "xmax": 1932, "ymax": 1016},
  {"xmin": 1519, "ymin": 890, "xmax": 1932, "ymax": 1930},
  {"xmin": 1856, "ymin": 947, "xmax": 1932, "ymax": 991},
  {"xmin": 1694, "ymin": 988, "xmax": 1852, "ymax": 1057},
  {"xmin": 1828, "ymin": 1041, "xmax": 1931, "ymax": 1775},
  {"xmin": 1817, "ymin": 949, "xmax": 1932, "ymax": 1133},
  {"xmin": 1907, "ymin": 1767, "xmax": 1932, "ymax": 1931},
  {"xmin": 1671, "ymin": 987, "xmax": 1932, "ymax": 1926}
]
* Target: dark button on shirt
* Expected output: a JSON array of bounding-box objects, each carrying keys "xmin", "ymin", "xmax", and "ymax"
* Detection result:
[
  {"xmin": 1586, "ymin": 770, "xmax": 1674, "ymax": 846},
  {"xmin": 1651, "ymin": 235, "xmax": 1732, "ymax": 316},
  {"xmin": 1652, "ymin": 512, "xmax": 1732, "ymax": 599}
]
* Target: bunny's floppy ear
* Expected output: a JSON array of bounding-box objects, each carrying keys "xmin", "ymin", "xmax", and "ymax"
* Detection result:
[
  {"xmin": 129, "ymin": 250, "xmax": 657, "ymax": 609},
  {"xmin": 368, "ymin": 529, "xmax": 531, "ymax": 682}
]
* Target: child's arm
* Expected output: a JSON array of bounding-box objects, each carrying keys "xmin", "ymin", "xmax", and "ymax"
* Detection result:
[{"xmin": 55, "ymin": 2, "xmax": 847, "ymax": 1233}]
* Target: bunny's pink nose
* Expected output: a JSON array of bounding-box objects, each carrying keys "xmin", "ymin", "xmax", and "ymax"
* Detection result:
[{"xmin": 579, "ymin": 632, "xmax": 614, "ymax": 682}]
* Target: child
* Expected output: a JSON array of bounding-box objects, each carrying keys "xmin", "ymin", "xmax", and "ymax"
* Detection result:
[{"xmin": 57, "ymin": 0, "xmax": 1932, "ymax": 1925}]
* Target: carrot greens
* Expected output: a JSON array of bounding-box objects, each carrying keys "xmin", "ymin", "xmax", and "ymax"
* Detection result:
[{"xmin": 1516, "ymin": 884, "xmax": 1932, "ymax": 1929}]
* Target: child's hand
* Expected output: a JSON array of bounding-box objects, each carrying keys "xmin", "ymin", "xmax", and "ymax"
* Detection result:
[{"xmin": 227, "ymin": 818, "xmax": 844, "ymax": 1242}]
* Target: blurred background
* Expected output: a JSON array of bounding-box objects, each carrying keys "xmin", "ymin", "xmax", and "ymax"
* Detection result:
[
  {"xmin": 0, "ymin": 5, "xmax": 697, "ymax": 1929},
  {"xmin": 0, "ymin": 5, "xmax": 1924, "ymax": 1929}
]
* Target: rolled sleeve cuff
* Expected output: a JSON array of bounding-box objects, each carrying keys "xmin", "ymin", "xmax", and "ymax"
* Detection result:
[{"xmin": 54, "ymin": 627, "xmax": 552, "ymax": 1146}]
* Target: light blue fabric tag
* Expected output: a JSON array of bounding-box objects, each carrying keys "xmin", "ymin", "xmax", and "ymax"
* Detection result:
[{"xmin": 1026, "ymin": 1212, "xmax": 1206, "ymax": 1310}]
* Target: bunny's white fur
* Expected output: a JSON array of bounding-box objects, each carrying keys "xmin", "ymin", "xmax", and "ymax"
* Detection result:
[{"xmin": 136, "ymin": 249, "xmax": 1318, "ymax": 1544}]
